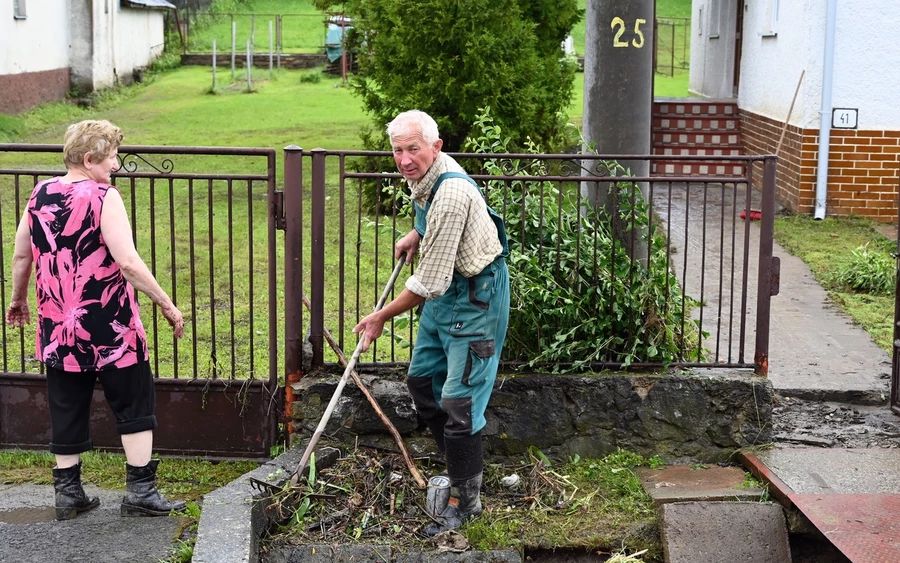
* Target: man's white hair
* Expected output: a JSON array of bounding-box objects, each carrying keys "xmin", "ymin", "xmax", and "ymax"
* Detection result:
[{"xmin": 386, "ymin": 110, "xmax": 440, "ymax": 145}]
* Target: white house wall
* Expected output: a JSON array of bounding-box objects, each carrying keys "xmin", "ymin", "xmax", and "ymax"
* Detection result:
[
  {"xmin": 0, "ymin": 1, "xmax": 69, "ymax": 75},
  {"xmin": 689, "ymin": 0, "xmax": 738, "ymax": 99},
  {"xmin": 738, "ymin": 0, "xmax": 819, "ymax": 127},
  {"xmin": 0, "ymin": 1, "xmax": 72, "ymax": 113},
  {"xmin": 2, "ymin": 0, "xmax": 169, "ymax": 111},
  {"xmin": 90, "ymin": 1, "xmax": 166, "ymax": 90},
  {"xmin": 828, "ymin": 1, "xmax": 899, "ymax": 130},
  {"xmin": 702, "ymin": 0, "xmax": 899, "ymax": 131},
  {"xmin": 117, "ymin": 7, "xmax": 166, "ymax": 71}
]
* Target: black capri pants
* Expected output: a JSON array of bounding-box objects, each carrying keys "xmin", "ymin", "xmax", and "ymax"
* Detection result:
[{"xmin": 46, "ymin": 361, "xmax": 158, "ymax": 455}]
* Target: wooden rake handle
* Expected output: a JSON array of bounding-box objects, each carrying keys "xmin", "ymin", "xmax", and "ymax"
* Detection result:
[
  {"xmin": 301, "ymin": 293, "xmax": 426, "ymax": 489},
  {"xmin": 290, "ymin": 255, "xmax": 425, "ymax": 489}
]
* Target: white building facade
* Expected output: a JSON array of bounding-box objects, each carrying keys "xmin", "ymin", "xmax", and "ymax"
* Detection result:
[
  {"xmin": 690, "ymin": 0, "xmax": 900, "ymax": 221},
  {"xmin": 1, "ymin": 0, "xmax": 173, "ymax": 114}
]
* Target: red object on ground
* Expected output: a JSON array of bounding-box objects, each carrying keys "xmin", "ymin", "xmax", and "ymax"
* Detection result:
[{"xmin": 740, "ymin": 209, "xmax": 762, "ymax": 221}]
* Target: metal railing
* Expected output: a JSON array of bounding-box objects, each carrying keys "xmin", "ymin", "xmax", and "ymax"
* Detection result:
[
  {"xmin": 284, "ymin": 150, "xmax": 778, "ymax": 377},
  {"xmin": 0, "ymin": 144, "xmax": 280, "ymax": 385}
]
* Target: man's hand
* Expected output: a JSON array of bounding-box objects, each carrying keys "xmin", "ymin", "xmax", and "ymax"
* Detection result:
[
  {"xmin": 395, "ymin": 230, "xmax": 421, "ymax": 265},
  {"xmin": 353, "ymin": 311, "xmax": 386, "ymax": 352},
  {"xmin": 161, "ymin": 303, "xmax": 185, "ymax": 339},
  {"xmin": 5, "ymin": 300, "xmax": 30, "ymax": 328}
]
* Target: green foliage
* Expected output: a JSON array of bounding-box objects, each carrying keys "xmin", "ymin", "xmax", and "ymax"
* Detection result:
[
  {"xmin": 0, "ymin": 115, "xmax": 25, "ymax": 143},
  {"xmin": 149, "ymin": 50, "xmax": 183, "ymax": 74},
  {"xmin": 299, "ymin": 70, "xmax": 322, "ymax": 83},
  {"xmin": 467, "ymin": 448, "xmax": 659, "ymax": 554},
  {"xmin": 464, "ymin": 108, "xmax": 701, "ymax": 371},
  {"xmin": 341, "ymin": 0, "xmax": 580, "ymax": 152},
  {"xmin": 829, "ymin": 243, "xmax": 896, "ymax": 295}
]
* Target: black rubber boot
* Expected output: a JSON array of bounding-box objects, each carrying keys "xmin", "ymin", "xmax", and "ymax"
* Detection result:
[
  {"xmin": 121, "ymin": 459, "xmax": 187, "ymax": 517},
  {"xmin": 53, "ymin": 462, "xmax": 100, "ymax": 521},
  {"xmin": 424, "ymin": 432, "xmax": 484, "ymax": 536},
  {"xmin": 424, "ymin": 472, "xmax": 483, "ymax": 536}
]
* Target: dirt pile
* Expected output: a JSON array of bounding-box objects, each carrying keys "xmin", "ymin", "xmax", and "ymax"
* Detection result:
[{"xmin": 773, "ymin": 395, "xmax": 900, "ymax": 449}]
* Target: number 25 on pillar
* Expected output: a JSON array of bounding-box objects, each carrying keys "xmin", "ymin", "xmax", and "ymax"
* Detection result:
[{"xmin": 611, "ymin": 17, "xmax": 646, "ymax": 48}]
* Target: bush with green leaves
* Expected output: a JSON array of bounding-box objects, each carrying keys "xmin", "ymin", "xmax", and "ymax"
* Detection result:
[
  {"xmin": 318, "ymin": 0, "xmax": 580, "ymax": 212},
  {"xmin": 463, "ymin": 108, "xmax": 701, "ymax": 371},
  {"xmin": 829, "ymin": 243, "xmax": 896, "ymax": 295},
  {"xmin": 318, "ymin": 0, "xmax": 579, "ymax": 152}
]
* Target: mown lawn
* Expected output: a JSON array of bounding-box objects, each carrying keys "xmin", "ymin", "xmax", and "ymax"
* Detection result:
[{"xmin": 773, "ymin": 214, "xmax": 896, "ymax": 353}]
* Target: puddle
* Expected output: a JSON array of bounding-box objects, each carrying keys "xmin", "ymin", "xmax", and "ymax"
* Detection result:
[{"xmin": 0, "ymin": 507, "xmax": 57, "ymax": 524}]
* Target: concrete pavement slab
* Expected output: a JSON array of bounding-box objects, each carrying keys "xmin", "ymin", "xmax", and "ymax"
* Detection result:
[
  {"xmin": 635, "ymin": 464, "xmax": 764, "ymax": 504},
  {"xmin": 660, "ymin": 501, "xmax": 791, "ymax": 563},
  {"xmin": 653, "ymin": 183, "xmax": 890, "ymax": 403},
  {"xmin": 744, "ymin": 448, "xmax": 900, "ymax": 495},
  {"xmin": 0, "ymin": 484, "xmax": 187, "ymax": 563}
]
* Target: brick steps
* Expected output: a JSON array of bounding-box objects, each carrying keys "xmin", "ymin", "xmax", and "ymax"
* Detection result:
[
  {"xmin": 653, "ymin": 133, "xmax": 741, "ymax": 146},
  {"xmin": 654, "ymin": 160, "xmax": 747, "ymax": 177},
  {"xmin": 652, "ymin": 99, "xmax": 743, "ymax": 177},
  {"xmin": 656, "ymin": 147, "xmax": 743, "ymax": 157},
  {"xmin": 653, "ymin": 118, "xmax": 740, "ymax": 132}
]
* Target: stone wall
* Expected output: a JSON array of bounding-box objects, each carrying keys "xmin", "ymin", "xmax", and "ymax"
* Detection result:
[
  {"xmin": 290, "ymin": 370, "xmax": 773, "ymax": 464},
  {"xmin": 180, "ymin": 53, "xmax": 327, "ymax": 70}
]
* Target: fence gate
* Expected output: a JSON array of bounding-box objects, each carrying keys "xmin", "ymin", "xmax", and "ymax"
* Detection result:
[{"xmin": 0, "ymin": 145, "xmax": 281, "ymax": 459}]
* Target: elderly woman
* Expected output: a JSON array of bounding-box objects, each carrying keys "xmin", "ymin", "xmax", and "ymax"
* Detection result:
[{"xmin": 5, "ymin": 119, "xmax": 186, "ymax": 520}]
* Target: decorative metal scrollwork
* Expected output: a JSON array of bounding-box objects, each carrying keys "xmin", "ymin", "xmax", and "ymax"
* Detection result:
[
  {"xmin": 558, "ymin": 158, "xmax": 583, "ymax": 177},
  {"xmin": 116, "ymin": 152, "xmax": 175, "ymax": 174}
]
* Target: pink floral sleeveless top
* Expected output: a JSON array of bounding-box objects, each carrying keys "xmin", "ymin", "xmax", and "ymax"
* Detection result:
[{"xmin": 28, "ymin": 178, "xmax": 148, "ymax": 371}]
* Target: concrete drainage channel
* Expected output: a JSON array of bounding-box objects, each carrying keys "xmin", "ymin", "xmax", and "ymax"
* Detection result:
[
  {"xmin": 192, "ymin": 371, "xmax": 775, "ymax": 563},
  {"xmin": 189, "ymin": 444, "xmax": 849, "ymax": 563},
  {"xmin": 191, "ymin": 446, "xmax": 524, "ymax": 563}
]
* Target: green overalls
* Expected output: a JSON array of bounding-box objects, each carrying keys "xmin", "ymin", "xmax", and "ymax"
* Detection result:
[{"xmin": 406, "ymin": 171, "xmax": 510, "ymax": 480}]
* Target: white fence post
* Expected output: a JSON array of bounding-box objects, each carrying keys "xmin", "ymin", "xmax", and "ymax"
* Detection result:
[
  {"xmin": 212, "ymin": 39, "xmax": 217, "ymax": 90},
  {"xmin": 231, "ymin": 21, "xmax": 236, "ymax": 81},
  {"xmin": 246, "ymin": 40, "xmax": 252, "ymax": 90}
]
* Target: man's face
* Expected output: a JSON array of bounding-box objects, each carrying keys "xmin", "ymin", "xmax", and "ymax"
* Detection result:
[{"xmin": 391, "ymin": 131, "xmax": 442, "ymax": 182}]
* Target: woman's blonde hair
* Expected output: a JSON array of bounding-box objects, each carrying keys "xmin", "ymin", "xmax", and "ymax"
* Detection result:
[{"xmin": 62, "ymin": 120, "xmax": 124, "ymax": 169}]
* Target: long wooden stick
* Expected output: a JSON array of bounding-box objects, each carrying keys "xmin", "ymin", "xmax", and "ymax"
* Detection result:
[
  {"xmin": 301, "ymin": 293, "xmax": 426, "ymax": 489},
  {"xmin": 776, "ymin": 70, "xmax": 805, "ymax": 157},
  {"xmin": 290, "ymin": 256, "xmax": 408, "ymax": 487}
]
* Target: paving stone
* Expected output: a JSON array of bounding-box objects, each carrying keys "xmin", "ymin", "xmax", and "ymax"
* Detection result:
[
  {"xmin": 635, "ymin": 464, "xmax": 764, "ymax": 504},
  {"xmin": 660, "ymin": 501, "xmax": 791, "ymax": 563},
  {"xmin": 394, "ymin": 549, "xmax": 521, "ymax": 563},
  {"xmin": 265, "ymin": 544, "xmax": 392, "ymax": 563}
]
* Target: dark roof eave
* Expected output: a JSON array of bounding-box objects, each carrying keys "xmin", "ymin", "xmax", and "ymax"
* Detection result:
[{"xmin": 121, "ymin": 0, "xmax": 176, "ymax": 10}]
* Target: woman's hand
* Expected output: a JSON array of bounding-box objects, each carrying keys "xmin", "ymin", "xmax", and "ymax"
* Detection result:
[
  {"xmin": 161, "ymin": 303, "xmax": 185, "ymax": 339},
  {"xmin": 5, "ymin": 300, "xmax": 30, "ymax": 327}
]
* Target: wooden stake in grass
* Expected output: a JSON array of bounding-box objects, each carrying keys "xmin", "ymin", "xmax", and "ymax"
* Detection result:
[{"xmin": 269, "ymin": 20, "xmax": 274, "ymax": 79}]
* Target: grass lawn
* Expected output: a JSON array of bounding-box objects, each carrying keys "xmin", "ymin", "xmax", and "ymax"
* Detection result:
[
  {"xmin": 184, "ymin": 0, "xmax": 327, "ymax": 54},
  {"xmin": 773, "ymin": 215, "xmax": 896, "ymax": 353},
  {"xmin": 0, "ymin": 66, "xmax": 369, "ymax": 378}
]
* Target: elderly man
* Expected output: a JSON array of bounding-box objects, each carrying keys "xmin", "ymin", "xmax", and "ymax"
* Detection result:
[{"xmin": 354, "ymin": 110, "xmax": 509, "ymax": 534}]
